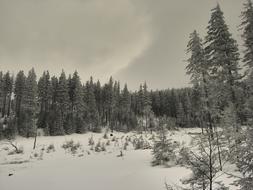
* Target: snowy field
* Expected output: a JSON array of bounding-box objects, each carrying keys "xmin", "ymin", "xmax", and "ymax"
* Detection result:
[{"xmin": 0, "ymin": 129, "xmax": 237, "ymax": 190}]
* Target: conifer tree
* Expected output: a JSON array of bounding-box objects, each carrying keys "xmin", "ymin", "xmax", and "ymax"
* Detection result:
[
  {"xmin": 120, "ymin": 84, "xmax": 131, "ymax": 130},
  {"xmin": 14, "ymin": 71, "xmax": 26, "ymax": 119},
  {"xmin": 21, "ymin": 68, "xmax": 38, "ymax": 137},
  {"xmin": 1, "ymin": 72, "xmax": 13, "ymax": 117},
  {"xmin": 57, "ymin": 70, "xmax": 70, "ymax": 134},
  {"xmin": 152, "ymin": 125, "xmax": 176, "ymax": 166},
  {"xmin": 241, "ymin": 0, "xmax": 253, "ymax": 74},
  {"xmin": 85, "ymin": 77, "xmax": 100, "ymax": 132},
  {"xmin": 14, "ymin": 71, "xmax": 26, "ymax": 134},
  {"xmin": 37, "ymin": 71, "xmax": 51, "ymax": 134},
  {"xmin": 205, "ymin": 4, "xmax": 241, "ymax": 109},
  {"xmin": 69, "ymin": 71, "xmax": 85, "ymax": 133}
]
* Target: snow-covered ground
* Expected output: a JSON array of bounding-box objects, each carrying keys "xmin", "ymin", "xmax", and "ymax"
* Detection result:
[{"xmin": 0, "ymin": 128, "xmax": 237, "ymax": 190}]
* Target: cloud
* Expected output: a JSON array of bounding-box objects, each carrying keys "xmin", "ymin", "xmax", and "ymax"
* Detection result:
[
  {"xmin": 0, "ymin": 0, "xmax": 244, "ymax": 90},
  {"xmin": 115, "ymin": 0, "xmax": 243, "ymax": 90},
  {"xmin": 0, "ymin": 0, "xmax": 150, "ymax": 81}
]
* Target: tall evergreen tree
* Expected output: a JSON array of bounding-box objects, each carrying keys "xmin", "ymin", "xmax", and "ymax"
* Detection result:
[
  {"xmin": 1, "ymin": 72, "xmax": 13, "ymax": 117},
  {"xmin": 69, "ymin": 71, "xmax": 85, "ymax": 133},
  {"xmin": 205, "ymin": 4, "xmax": 241, "ymax": 108},
  {"xmin": 85, "ymin": 77, "xmax": 100, "ymax": 132},
  {"xmin": 37, "ymin": 71, "xmax": 52, "ymax": 134},
  {"xmin": 14, "ymin": 71, "xmax": 26, "ymax": 134},
  {"xmin": 241, "ymin": 0, "xmax": 253, "ymax": 73},
  {"xmin": 57, "ymin": 70, "xmax": 71, "ymax": 134},
  {"xmin": 20, "ymin": 68, "xmax": 38, "ymax": 137}
]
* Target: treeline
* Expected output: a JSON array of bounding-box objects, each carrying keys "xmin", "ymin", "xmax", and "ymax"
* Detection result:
[{"xmin": 0, "ymin": 68, "xmax": 202, "ymax": 138}]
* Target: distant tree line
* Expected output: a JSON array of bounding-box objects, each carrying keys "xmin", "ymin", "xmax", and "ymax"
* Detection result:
[{"xmin": 0, "ymin": 68, "xmax": 204, "ymax": 138}]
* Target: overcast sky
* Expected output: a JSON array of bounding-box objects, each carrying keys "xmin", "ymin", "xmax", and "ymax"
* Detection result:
[{"xmin": 0, "ymin": 0, "xmax": 244, "ymax": 90}]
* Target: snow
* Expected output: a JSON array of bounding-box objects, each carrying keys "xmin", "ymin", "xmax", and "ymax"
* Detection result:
[{"xmin": 0, "ymin": 129, "xmax": 238, "ymax": 190}]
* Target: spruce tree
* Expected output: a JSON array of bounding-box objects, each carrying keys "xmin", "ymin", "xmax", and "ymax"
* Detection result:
[
  {"xmin": 21, "ymin": 68, "xmax": 38, "ymax": 137},
  {"xmin": 69, "ymin": 71, "xmax": 85, "ymax": 133},
  {"xmin": 152, "ymin": 125, "xmax": 176, "ymax": 166},
  {"xmin": 241, "ymin": 0, "xmax": 253, "ymax": 73},
  {"xmin": 14, "ymin": 71, "xmax": 26, "ymax": 134},
  {"xmin": 205, "ymin": 4, "xmax": 241, "ymax": 108},
  {"xmin": 1, "ymin": 72, "xmax": 13, "ymax": 117},
  {"xmin": 85, "ymin": 77, "xmax": 100, "ymax": 132},
  {"xmin": 57, "ymin": 70, "xmax": 71, "ymax": 134},
  {"xmin": 120, "ymin": 84, "xmax": 131, "ymax": 130},
  {"xmin": 37, "ymin": 71, "xmax": 52, "ymax": 134}
]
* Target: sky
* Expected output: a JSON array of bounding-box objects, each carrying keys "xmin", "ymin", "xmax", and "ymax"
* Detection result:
[{"xmin": 0, "ymin": 0, "xmax": 245, "ymax": 90}]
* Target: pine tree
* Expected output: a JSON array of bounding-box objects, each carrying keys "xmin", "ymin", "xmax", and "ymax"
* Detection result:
[
  {"xmin": 241, "ymin": 0, "xmax": 253, "ymax": 73},
  {"xmin": 21, "ymin": 68, "xmax": 38, "ymax": 137},
  {"xmin": 152, "ymin": 125, "xmax": 176, "ymax": 166},
  {"xmin": 237, "ymin": 127, "xmax": 253, "ymax": 190},
  {"xmin": 94, "ymin": 80, "xmax": 102, "ymax": 120},
  {"xmin": 14, "ymin": 71, "xmax": 26, "ymax": 134},
  {"xmin": 182, "ymin": 132, "xmax": 228, "ymax": 190},
  {"xmin": 143, "ymin": 82, "xmax": 152, "ymax": 132},
  {"xmin": 85, "ymin": 77, "xmax": 100, "ymax": 132},
  {"xmin": 205, "ymin": 4, "xmax": 241, "ymax": 108},
  {"xmin": 1, "ymin": 72, "xmax": 13, "ymax": 117},
  {"xmin": 57, "ymin": 70, "xmax": 71, "ymax": 134},
  {"xmin": 187, "ymin": 30, "xmax": 215, "ymax": 134},
  {"xmin": 37, "ymin": 71, "xmax": 52, "ymax": 134},
  {"xmin": 14, "ymin": 71, "xmax": 26, "ymax": 117},
  {"xmin": 0, "ymin": 72, "xmax": 3, "ymax": 116},
  {"xmin": 69, "ymin": 71, "xmax": 85, "ymax": 133},
  {"xmin": 119, "ymin": 84, "xmax": 131, "ymax": 131}
]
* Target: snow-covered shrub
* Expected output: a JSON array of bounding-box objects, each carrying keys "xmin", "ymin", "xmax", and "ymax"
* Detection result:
[
  {"xmin": 106, "ymin": 140, "xmax": 110, "ymax": 146},
  {"xmin": 103, "ymin": 132, "xmax": 108, "ymax": 139},
  {"xmin": 123, "ymin": 141, "xmax": 129, "ymax": 150},
  {"xmin": 8, "ymin": 146, "xmax": 24, "ymax": 155},
  {"xmin": 176, "ymin": 146, "xmax": 190, "ymax": 166},
  {"xmin": 101, "ymin": 143, "xmax": 106, "ymax": 151},
  {"xmin": 133, "ymin": 136, "xmax": 151, "ymax": 150},
  {"xmin": 46, "ymin": 144, "xmax": 55, "ymax": 153},
  {"xmin": 151, "ymin": 127, "xmax": 177, "ymax": 166},
  {"xmin": 236, "ymin": 127, "xmax": 253, "ymax": 190},
  {"xmin": 62, "ymin": 140, "xmax": 81, "ymax": 154},
  {"xmin": 88, "ymin": 136, "xmax": 95, "ymax": 146},
  {"xmin": 95, "ymin": 141, "xmax": 101, "ymax": 152}
]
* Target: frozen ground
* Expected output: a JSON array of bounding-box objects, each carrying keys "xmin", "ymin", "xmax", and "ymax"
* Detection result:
[{"xmin": 0, "ymin": 128, "xmax": 237, "ymax": 190}]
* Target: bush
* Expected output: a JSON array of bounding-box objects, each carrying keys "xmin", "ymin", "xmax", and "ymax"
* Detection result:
[
  {"xmin": 133, "ymin": 136, "xmax": 151, "ymax": 150},
  {"xmin": 46, "ymin": 144, "xmax": 55, "ymax": 153},
  {"xmin": 152, "ymin": 127, "xmax": 177, "ymax": 166},
  {"xmin": 62, "ymin": 140, "xmax": 81, "ymax": 154},
  {"xmin": 8, "ymin": 147, "xmax": 24, "ymax": 155},
  {"xmin": 88, "ymin": 136, "xmax": 95, "ymax": 146},
  {"xmin": 95, "ymin": 141, "xmax": 101, "ymax": 152}
]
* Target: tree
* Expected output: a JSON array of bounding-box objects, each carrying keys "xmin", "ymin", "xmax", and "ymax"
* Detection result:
[
  {"xmin": 68, "ymin": 71, "xmax": 86, "ymax": 133},
  {"xmin": 20, "ymin": 68, "xmax": 38, "ymax": 137},
  {"xmin": 181, "ymin": 132, "xmax": 228, "ymax": 190},
  {"xmin": 237, "ymin": 127, "xmax": 253, "ymax": 190},
  {"xmin": 14, "ymin": 71, "xmax": 26, "ymax": 134},
  {"xmin": 37, "ymin": 71, "xmax": 51, "ymax": 134},
  {"xmin": 241, "ymin": 0, "xmax": 253, "ymax": 74},
  {"xmin": 1, "ymin": 72, "xmax": 13, "ymax": 117},
  {"xmin": 57, "ymin": 70, "xmax": 70, "ymax": 134},
  {"xmin": 186, "ymin": 30, "xmax": 215, "ymax": 134},
  {"xmin": 152, "ymin": 124, "xmax": 176, "ymax": 166},
  {"xmin": 205, "ymin": 4, "xmax": 241, "ymax": 111},
  {"xmin": 119, "ymin": 84, "xmax": 131, "ymax": 130},
  {"xmin": 85, "ymin": 77, "xmax": 100, "ymax": 132}
]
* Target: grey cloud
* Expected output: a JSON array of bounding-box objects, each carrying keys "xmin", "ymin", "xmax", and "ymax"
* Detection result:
[{"xmin": 0, "ymin": 0, "xmax": 244, "ymax": 90}]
